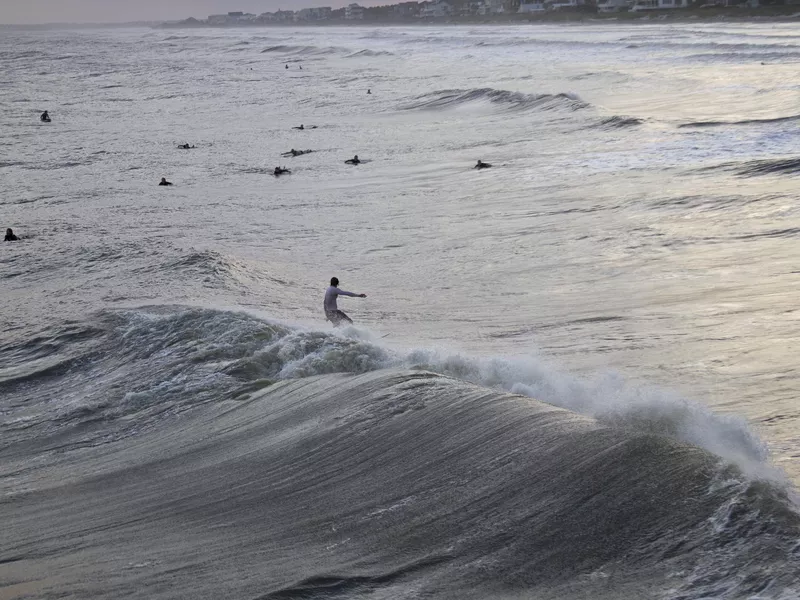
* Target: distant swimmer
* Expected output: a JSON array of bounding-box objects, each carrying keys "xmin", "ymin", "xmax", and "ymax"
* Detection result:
[
  {"xmin": 367, "ymin": 89, "xmax": 371, "ymax": 95},
  {"xmin": 159, "ymin": 177, "xmax": 173, "ymax": 186},
  {"xmin": 345, "ymin": 155, "xmax": 361, "ymax": 165},
  {"xmin": 292, "ymin": 124, "xmax": 318, "ymax": 130},
  {"xmin": 285, "ymin": 64, "xmax": 289, "ymax": 69},
  {"xmin": 281, "ymin": 149, "xmax": 313, "ymax": 157},
  {"xmin": 177, "ymin": 143, "xmax": 196, "ymax": 149},
  {"xmin": 40, "ymin": 111, "xmax": 51, "ymax": 123},
  {"xmin": 474, "ymin": 159, "xmax": 492, "ymax": 170},
  {"xmin": 324, "ymin": 277, "xmax": 366, "ymax": 326},
  {"xmin": 274, "ymin": 166, "xmax": 291, "ymax": 176},
  {"xmin": 5, "ymin": 228, "xmax": 18, "ymax": 241}
]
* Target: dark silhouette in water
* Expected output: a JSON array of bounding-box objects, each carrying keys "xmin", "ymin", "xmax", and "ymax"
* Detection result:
[
  {"xmin": 40, "ymin": 111, "xmax": 50, "ymax": 123},
  {"xmin": 345, "ymin": 155, "xmax": 361, "ymax": 165},
  {"xmin": 159, "ymin": 177, "xmax": 173, "ymax": 186},
  {"xmin": 293, "ymin": 124, "xmax": 317, "ymax": 130},
  {"xmin": 274, "ymin": 166, "xmax": 291, "ymax": 176},
  {"xmin": 178, "ymin": 143, "xmax": 196, "ymax": 149},
  {"xmin": 5, "ymin": 228, "xmax": 18, "ymax": 241},
  {"xmin": 282, "ymin": 149, "xmax": 313, "ymax": 157},
  {"xmin": 367, "ymin": 89, "xmax": 371, "ymax": 95},
  {"xmin": 474, "ymin": 160, "xmax": 492, "ymax": 170}
]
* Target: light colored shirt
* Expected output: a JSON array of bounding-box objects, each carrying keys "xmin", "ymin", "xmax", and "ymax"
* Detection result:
[{"xmin": 324, "ymin": 286, "xmax": 358, "ymax": 312}]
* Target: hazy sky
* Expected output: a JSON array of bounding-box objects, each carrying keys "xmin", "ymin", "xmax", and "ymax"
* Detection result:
[{"xmin": 0, "ymin": 0, "xmax": 354, "ymax": 24}]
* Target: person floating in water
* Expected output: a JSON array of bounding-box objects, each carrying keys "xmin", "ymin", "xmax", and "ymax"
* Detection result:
[
  {"xmin": 40, "ymin": 111, "xmax": 50, "ymax": 123},
  {"xmin": 274, "ymin": 166, "xmax": 291, "ymax": 176},
  {"xmin": 285, "ymin": 64, "xmax": 289, "ymax": 69},
  {"xmin": 324, "ymin": 277, "xmax": 366, "ymax": 326},
  {"xmin": 281, "ymin": 149, "xmax": 313, "ymax": 157},
  {"xmin": 367, "ymin": 89, "xmax": 371, "ymax": 95},
  {"xmin": 345, "ymin": 155, "xmax": 361, "ymax": 165},
  {"xmin": 5, "ymin": 228, "xmax": 18, "ymax": 241},
  {"xmin": 178, "ymin": 143, "xmax": 196, "ymax": 149},
  {"xmin": 159, "ymin": 177, "xmax": 173, "ymax": 186},
  {"xmin": 474, "ymin": 159, "xmax": 492, "ymax": 170}
]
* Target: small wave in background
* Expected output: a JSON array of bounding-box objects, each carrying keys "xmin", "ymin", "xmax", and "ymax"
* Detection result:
[{"xmin": 399, "ymin": 87, "xmax": 589, "ymax": 112}]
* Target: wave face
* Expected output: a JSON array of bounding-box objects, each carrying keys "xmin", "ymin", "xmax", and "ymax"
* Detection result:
[
  {"xmin": 701, "ymin": 156, "xmax": 800, "ymax": 177},
  {"xmin": 1, "ymin": 307, "xmax": 799, "ymax": 600},
  {"xmin": 400, "ymin": 87, "xmax": 589, "ymax": 113},
  {"xmin": 261, "ymin": 44, "xmax": 358, "ymax": 56},
  {"xmin": 679, "ymin": 114, "xmax": 800, "ymax": 128},
  {"xmin": 0, "ymin": 306, "xmax": 770, "ymax": 477},
  {"xmin": 593, "ymin": 115, "xmax": 643, "ymax": 129}
]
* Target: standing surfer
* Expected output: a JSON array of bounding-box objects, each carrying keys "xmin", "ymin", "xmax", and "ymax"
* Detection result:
[{"xmin": 324, "ymin": 277, "xmax": 366, "ymax": 326}]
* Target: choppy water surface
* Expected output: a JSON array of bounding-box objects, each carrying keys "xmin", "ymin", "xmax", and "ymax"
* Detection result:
[{"xmin": 2, "ymin": 23, "xmax": 800, "ymax": 599}]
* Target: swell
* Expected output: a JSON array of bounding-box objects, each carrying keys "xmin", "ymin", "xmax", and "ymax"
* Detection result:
[
  {"xmin": 400, "ymin": 87, "xmax": 589, "ymax": 113},
  {"xmin": 679, "ymin": 114, "xmax": 800, "ymax": 128},
  {"xmin": 261, "ymin": 44, "xmax": 351, "ymax": 56},
  {"xmin": 345, "ymin": 49, "xmax": 395, "ymax": 58},
  {"xmin": 593, "ymin": 115, "xmax": 643, "ymax": 129},
  {"xmin": 700, "ymin": 156, "xmax": 800, "ymax": 177}
]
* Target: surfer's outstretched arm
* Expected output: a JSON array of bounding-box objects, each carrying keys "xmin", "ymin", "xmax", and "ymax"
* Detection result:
[{"xmin": 338, "ymin": 290, "xmax": 367, "ymax": 298}]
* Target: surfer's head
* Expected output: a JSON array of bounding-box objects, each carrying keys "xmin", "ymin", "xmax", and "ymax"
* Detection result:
[{"xmin": 330, "ymin": 277, "xmax": 339, "ymax": 287}]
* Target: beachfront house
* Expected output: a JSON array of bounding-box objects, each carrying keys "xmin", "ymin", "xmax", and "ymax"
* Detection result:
[
  {"xmin": 273, "ymin": 10, "xmax": 296, "ymax": 21},
  {"xmin": 518, "ymin": 0, "xmax": 547, "ymax": 12},
  {"xmin": 630, "ymin": 0, "xmax": 687, "ymax": 9},
  {"xmin": 295, "ymin": 7, "xmax": 332, "ymax": 20},
  {"xmin": 461, "ymin": 1, "xmax": 482, "ymax": 15},
  {"xmin": 419, "ymin": 0, "xmax": 453, "ymax": 16},
  {"xmin": 345, "ymin": 3, "xmax": 365, "ymax": 18},
  {"xmin": 544, "ymin": 0, "xmax": 587, "ymax": 9},
  {"xmin": 392, "ymin": 1, "xmax": 422, "ymax": 16},
  {"xmin": 475, "ymin": 0, "xmax": 508, "ymax": 14},
  {"xmin": 596, "ymin": 0, "xmax": 630, "ymax": 10}
]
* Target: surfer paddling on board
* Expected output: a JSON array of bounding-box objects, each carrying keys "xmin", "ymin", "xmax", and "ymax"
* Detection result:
[{"xmin": 324, "ymin": 277, "xmax": 366, "ymax": 326}]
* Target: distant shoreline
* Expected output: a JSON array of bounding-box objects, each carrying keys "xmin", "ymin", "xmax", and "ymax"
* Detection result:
[
  {"xmin": 3, "ymin": 9, "xmax": 800, "ymax": 30},
  {"xmin": 157, "ymin": 12, "xmax": 800, "ymax": 28}
]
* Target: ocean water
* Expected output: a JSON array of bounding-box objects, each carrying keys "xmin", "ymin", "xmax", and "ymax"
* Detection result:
[{"xmin": 2, "ymin": 22, "xmax": 800, "ymax": 599}]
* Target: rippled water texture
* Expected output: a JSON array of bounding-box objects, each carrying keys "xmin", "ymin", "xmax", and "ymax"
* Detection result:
[{"xmin": 4, "ymin": 23, "xmax": 799, "ymax": 477}]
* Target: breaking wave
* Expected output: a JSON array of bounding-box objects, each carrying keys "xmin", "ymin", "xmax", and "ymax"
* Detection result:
[
  {"xmin": 0, "ymin": 306, "xmax": 778, "ymax": 479},
  {"xmin": 400, "ymin": 87, "xmax": 589, "ymax": 112}
]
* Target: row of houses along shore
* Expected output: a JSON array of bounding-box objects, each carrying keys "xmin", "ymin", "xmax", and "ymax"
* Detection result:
[{"xmin": 169, "ymin": 0, "xmax": 768, "ymax": 26}]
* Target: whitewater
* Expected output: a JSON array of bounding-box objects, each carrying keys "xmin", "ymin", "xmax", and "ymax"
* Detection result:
[{"xmin": 2, "ymin": 22, "xmax": 800, "ymax": 599}]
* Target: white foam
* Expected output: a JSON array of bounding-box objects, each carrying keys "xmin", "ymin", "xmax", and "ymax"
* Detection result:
[{"xmin": 255, "ymin": 320, "xmax": 781, "ymax": 482}]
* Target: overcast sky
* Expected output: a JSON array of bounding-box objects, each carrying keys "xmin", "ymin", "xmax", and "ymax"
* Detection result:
[{"xmin": 0, "ymin": 0, "xmax": 354, "ymax": 24}]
